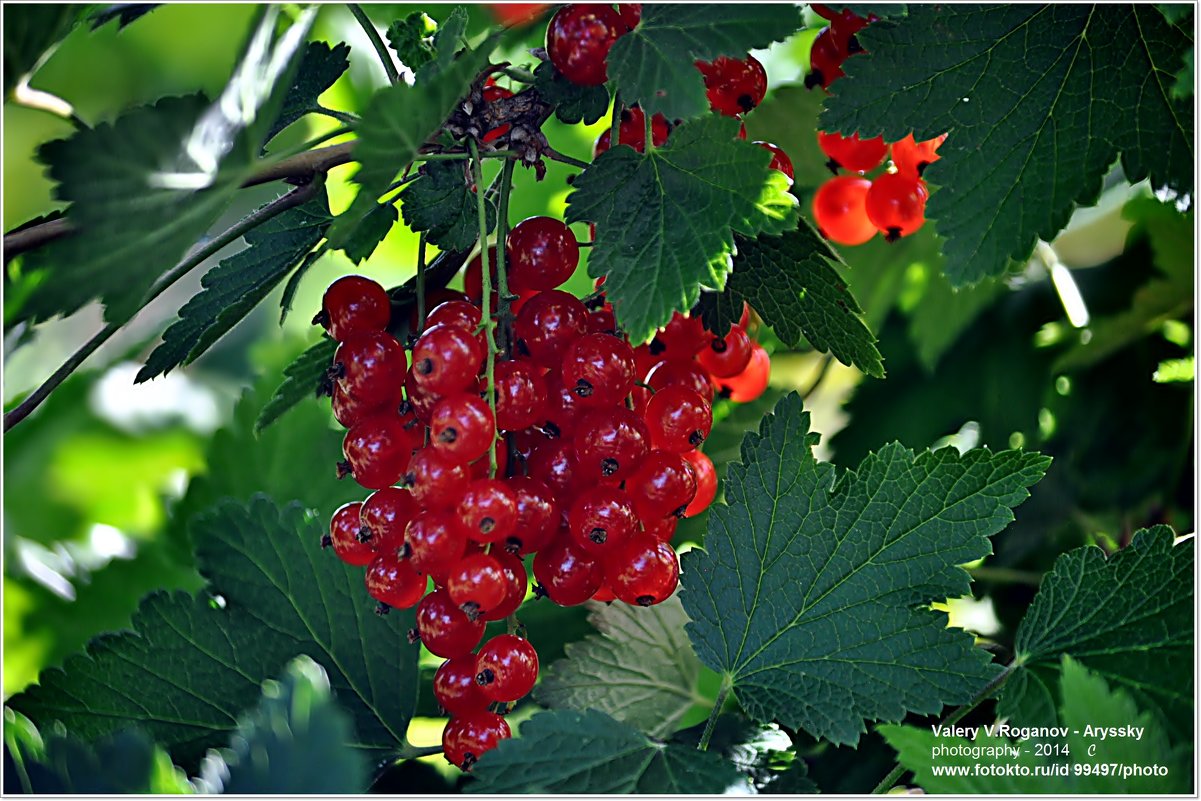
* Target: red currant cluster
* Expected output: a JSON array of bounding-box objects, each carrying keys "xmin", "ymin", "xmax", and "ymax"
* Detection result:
[
  {"xmin": 313, "ymin": 210, "xmax": 771, "ymax": 768},
  {"xmin": 804, "ymin": 5, "xmax": 948, "ymax": 246}
]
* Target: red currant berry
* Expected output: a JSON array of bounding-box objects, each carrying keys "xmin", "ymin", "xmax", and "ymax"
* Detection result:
[
  {"xmin": 494, "ymin": 360, "xmax": 548, "ymax": 431},
  {"xmin": 627, "ymin": 450, "xmax": 697, "ymax": 519},
  {"xmin": 411, "ymin": 324, "xmax": 485, "ymax": 397},
  {"xmin": 320, "ymin": 275, "xmax": 390, "ymax": 341},
  {"xmin": 481, "ymin": 83, "xmax": 514, "ymax": 143},
  {"xmin": 505, "ymin": 477, "xmax": 560, "ymax": 555},
  {"xmin": 649, "ymin": 312, "xmax": 708, "ymax": 359},
  {"xmin": 561, "ymin": 333, "xmax": 636, "ymax": 407},
  {"xmin": 526, "ymin": 437, "xmax": 577, "ymax": 497},
  {"xmin": 546, "ymin": 3, "xmax": 624, "ymax": 86},
  {"xmin": 484, "ymin": 550, "xmax": 529, "ymax": 621},
  {"xmin": 891, "ymin": 132, "xmax": 947, "ymax": 178},
  {"xmin": 695, "ymin": 54, "xmax": 767, "ymax": 116},
  {"xmin": 404, "ymin": 365, "xmax": 441, "ymax": 424},
  {"xmin": 806, "ymin": 26, "xmax": 846, "ymax": 89},
  {"xmin": 616, "ymin": 2, "xmax": 640, "ymax": 30},
  {"xmin": 361, "ymin": 487, "xmax": 415, "ymax": 550},
  {"xmin": 568, "ymin": 486, "xmax": 639, "ymax": 555},
  {"xmin": 327, "ymin": 502, "xmax": 375, "ymax": 566},
  {"xmin": 715, "ymin": 341, "xmax": 771, "ymax": 402},
  {"xmin": 643, "ymin": 359, "xmax": 715, "ymax": 403},
  {"xmin": 682, "ymin": 450, "xmax": 717, "ymax": 516},
  {"xmin": 643, "ymin": 515, "xmax": 677, "ymax": 543},
  {"xmin": 754, "ymin": 141, "xmax": 794, "ymax": 180},
  {"xmin": 404, "ymin": 447, "xmax": 470, "ymax": 507},
  {"xmin": 533, "ymin": 536, "xmax": 604, "ymax": 606},
  {"xmin": 507, "ymin": 216, "xmax": 579, "ymax": 292},
  {"xmin": 813, "ymin": 175, "xmax": 876, "ymax": 245},
  {"xmin": 431, "ymin": 393, "xmax": 496, "ymax": 464},
  {"xmin": 696, "ymin": 324, "xmax": 753, "ymax": 378},
  {"xmin": 455, "ymin": 479, "xmax": 518, "ymax": 543},
  {"xmin": 829, "ymin": 9, "xmax": 870, "ymax": 53},
  {"xmin": 342, "ymin": 413, "xmax": 422, "ymax": 490},
  {"xmin": 592, "ymin": 583, "xmax": 616, "ymax": 602},
  {"xmin": 447, "ymin": 553, "xmax": 508, "ymax": 616},
  {"xmin": 434, "ymin": 655, "xmax": 491, "ymax": 716},
  {"xmin": 645, "ymin": 385, "xmax": 712, "ymax": 452},
  {"xmin": 487, "ymin": 3, "xmax": 546, "ymax": 27},
  {"xmin": 442, "ymin": 712, "xmax": 510, "ymax": 771},
  {"xmin": 409, "ymin": 288, "xmax": 470, "ymax": 331},
  {"xmin": 865, "ymin": 172, "xmax": 928, "ymax": 241},
  {"xmin": 817, "ymin": 130, "xmax": 888, "ymax": 174},
  {"xmin": 331, "ymin": 382, "xmax": 400, "ymax": 429},
  {"xmin": 595, "ymin": 105, "xmax": 671, "ymax": 155},
  {"xmin": 476, "ymin": 634, "xmax": 539, "ymax": 702},
  {"xmin": 605, "ymin": 535, "xmax": 679, "ymax": 606},
  {"xmin": 366, "ymin": 552, "xmax": 427, "ymax": 611},
  {"xmin": 405, "ymin": 509, "xmax": 467, "ymax": 575},
  {"xmin": 332, "ymin": 332, "xmax": 407, "ymax": 406},
  {"xmin": 415, "ymin": 588, "xmax": 486, "ymax": 658},
  {"xmin": 573, "ymin": 407, "xmax": 650, "ymax": 480},
  {"xmin": 425, "ymin": 300, "xmax": 484, "ymax": 341},
  {"xmin": 587, "ymin": 305, "xmax": 617, "ymax": 335},
  {"xmin": 514, "ymin": 290, "xmax": 590, "ymax": 368},
  {"xmin": 541, "ymin": 370, "xmax": 584, "ymax": 437},
  {"xmin": 464, "ymin": 246, "xmax": 499, "ymax": 304}
]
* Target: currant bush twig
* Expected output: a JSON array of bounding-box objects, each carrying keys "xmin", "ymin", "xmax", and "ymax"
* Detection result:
[
  {"xmin": 541, "ymin": 147, "xmax": 590, "ymax": 170},
  {"xmin": 871, "ymin": 661, "xmax": 1020, "ymax": 794},
  {"xmin": 313, "ymin": 106, "xmax": 360, "ymax": 126},
  {"xmin": 697, "ymin": 677, "xmax": 733, "ymax": 751},
  {"xmin": 418, "ymin": 150, "xmax": 519, "ymax": 162},
  {"xmin": 468, "ymin": 139, "xmax": 500, "ymax": 477},
  {"xmin": 4, "ymin": 180, "xmax": 322, "ymax": 432},
  {"xmin": 347, "ymin": 3, "xmax": 400, "ymax": 86},
  {"xmin": 398, "ymin": 742, "xmax": 444, "ymax": 760}
]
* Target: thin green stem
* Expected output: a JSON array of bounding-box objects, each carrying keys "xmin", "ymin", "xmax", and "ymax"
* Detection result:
[
  {"xmin": 416, "ymin": 234, "xmax": 428, "ymax": 332},
  {"xmin": 418, "ymin": 150, "xmax": 519, "ymax": 162},
  {"xmin": 313, "ymin": 106, "xmax": 360, "ymax": 126},
  {"xmin": 697, "ymin": 677, "xmax": 732, "ymax": 751},
  {"xmin": 609, "ymin": 90, "xmax": 622, "ymax": 146},
  {"xmin": 801, "ymin": 354, "xmax": 833, "ymax": 400},
  {"xmin": 966, "ymin": 566, "xmax": 1044, "ymax": 587},
  {"xmin": 871, "ymin": 661, "xmax": 1019, "ymax": 794},
  {"xmin": 398, "ymin": 743, "xmax": 443, "ymax": 760},
  {"xmin": 4, "ymin": 181, "xmax": 320, "ymax": 432},
  {"xmin": 543, "ymin": 147, "xmax": 590, "ymax": 170},
  {"xmin": 348, "ymin": 4, "xmax": 400, "ymax": 85},
  {"xmin": 469, "ymin": 140, "xmax": 500, "ymax": 477},
  {"xmin": 644, "ymin": 107, "xmax": 654, "ymax": 153},
  {"xmin": 499, "ymin": 65, "xmax": 538, "ymax": 84}
]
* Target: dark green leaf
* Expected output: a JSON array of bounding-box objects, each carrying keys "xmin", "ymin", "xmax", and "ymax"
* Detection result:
[
  {"xmin": 566, "ymin": 115, "xmax": 798, "ymax": 343},
  {"xmin": 422, "ymin": 6, "xmax": 470, "ymax": 77},
  {"xmin": 468, "ymin": 709, "xmax": 745, "ymax": 793},
  {"xmin": 533, "ymin": 60, "xmax": 609, "ymax": 125},
  {"xmin": 196, "ymin": 656, "xmax": 368, "ymax": 794},
  {"xmin": 605, "ymin": 4, "xmax": 804, "ymax": 119},
  {"xmin": 1158, "ymin": 3, "xmax": 1193, "ymax": 25},
  {"xmin": 534, "ymin": 595, "xmax": 702, "ymax": 738},
  {"xmin": 741, "ymin": 86, "xmax": 834, "ymax": 191},
  {"xmin": 278, "ymin": 245, "xmax": 327, "ymax": 323},
  {"xmin": 681, "ymin": 392, "xmax": 1050, "ymax": 745},
  {"xmin": 822, "ymin": 5, "xmax": 1194, "ymax": 286},
  {"xmin": 341, "ymin": 201, "xmax": 398, "ymax": 264},
  {"xmin": 8, "ymin": 496, "xmax": 420, "ymax": 770},
  {"xmin": 137, "ymin": 191, "xmax": 332, "ymax": 382},
  {"xmin": 254, "ymin": 338, "xmax": 337, "ymax": 432},
  {"xmin": 3, "ymin": 5, "xmax": 78, "ymax": 95},
  {"xmin": 699, "ymin": 219, "xmax": 884, "ymax": 377},
  {"xmin": 1172, "ymin": 44, "xmax": 1193, "ymax": 100},
  {"xmin": 87, "ymin": 4, "xmax": 159, "ymax": 31},
  {"xmin": 401, "ymin": 160, "xmax": 495, "ymax": 251},
  {"xmin": 265, "ymin": 41, "xmax": 351, "ymax": 143},
  {"xmin": 386, "ymin": 11, "xmax": 437, "ymax": 71}
]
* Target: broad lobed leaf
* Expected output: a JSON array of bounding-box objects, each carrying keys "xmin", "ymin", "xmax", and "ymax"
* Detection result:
[
  {"xmin": 264, "ymin": 40, "xmax": 351, "ymax": 144},
  {"xmin": 254, "ymin": 338, "xmax": 337, "ymax": 433},
  {"xmin": 401, "ymin": 160, "xmax": 496, "ymax": 252}
]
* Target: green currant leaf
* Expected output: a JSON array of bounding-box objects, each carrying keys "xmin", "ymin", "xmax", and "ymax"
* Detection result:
[
  {"xmin": 3, "ymin": 5, "xmax": 80, "ymax": 95},
  {"xmin": 533, "ymin": 595, "xmax": 703, "ymax": 739},
  {"xmin": 87, "ymin": 4, "xmax": 159, "ymax": 31},
  {"xmin": 341, "ymin": 201, "xmax": 399, "ymax": 264},
  {"xmin": 7, "ymin": 496, "xmax": 420, "ymax": 770},
  {"xmin": 265, "ymin": 40, "xmax": 351, "ymax": 144},
  {"xmin": 254, "ymin": 338, "xmax": 336, "ymax": 433},
  {"xmin": 697, "ymin": 219, "xmax": 884, "ymax": 377},
  {"xmin": 532, "ymin": 60, "xmax": 609, "ymax": 125},
  {"xmin": 467, "ymin": 709, "xmax": 745, "ymax": 793},
  {"xmin": 680, "ymin": 392, "xmax": 1050, "ymax": 746},
  {"xmin": 566, "ymin": 115, "xmax": 798, "ymax": 344},
  {"xmin": 386, "ymin": 11, "xmax": 437, "ymax": 71},
  {"xmin": 821, "ymin": 5, "xmax": 1194, "ymax": 286},
  {"xmin": 195, "ymin": 656, "xmax": 368, "ymax": 794},
  {"xmin": 605, "ymin": 4, "xmax": 804, "ymax": 119},
  {"xmin": 742, "ymin": 85, "xmax": 836, "ymax": 192},
  {"xmin": 1001, "ymin": 525, "xmax": 1193, "ymax": 737},
  {"xmin": 880, "ymin": 657, "xmax": 1189, "ymax": 793},
  {"xmin": 401, "ymin": 160, "xmax": 496, "ymax": 252},
  {"xmin": 136, "ymin": 190, "xmax": 332, "ymax": 383}
]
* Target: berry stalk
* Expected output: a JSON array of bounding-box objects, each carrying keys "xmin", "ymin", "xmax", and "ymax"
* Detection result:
[{"xmin": 468, "ymin": 139, "xmax": 501, "ymax": 477}]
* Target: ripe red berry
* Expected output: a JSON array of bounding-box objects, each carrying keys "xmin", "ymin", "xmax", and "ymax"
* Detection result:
[
  {"xmin": 411, "ymin": 324, "xmax": 485, "ymax": 397},
  {"xmin": 331, "ymin": 382, "xmax": 400, "ymax": 429},
  {"xmin": 442, "ymin": 712, "xmax": 511, "ymax": 770},
  {"xmin": 696, "ymin": 324, "xmax": 753, "ymax": 378},
  {"xmin": 328, "ymin": 502, "xmax": 375, "ymax": 566},
  {"xmin": 682, "ymin": 450, "xmax": 718, "ymax": 517},
  {"xmin": 593, "ymin": 105, "xmax": 670, "ymax": 155},
  {"xmin": 627, "ymin": 450, "xmax": 698, "ymax": 520},
  {"xmin": 404, "ymin": 447, "xmax": 470, "ymax": 507},
  {"xmin": 568, "ymin": 486, "xmax": 640, "ymax": 555},
  {"xmin": 526, "ymin": 437, "xmax": 578, "ymax": 497},
  {"xmin": 754, "ymin": 141, "xmax": 794, "ymax": 180},
  {"xmin": 587, "ymin": 304, "xmax": 617, "ymax": 335},
  {"xmin": 431, "ymin": 393, "xmax": 496, "ymax": 464},
  {"xmin": 447, "ymin": 553, "xmax": 508, "ymax": 615},
  {"xmin": 643, "ymin": 515, "xmax": 677, "ymax": 543},
  {"xmin": 425, "ymin": 300, "xmax": 484, "ymax": 342},
  {"xmin": 455, "ymin": 479, "xmax": 518, "ymax": 543},
  {"xmin": 514, "ymin": 290, "xmax": 590, "ymax": 367},
  {"xmin": 806, "ymin": 26, "xmax": 846, "ymax": 89},
  {"xmin": 494, "ymin": 360, "xmax": 548, "ymax": 431},
  {"xmin": 561, "ymin": 333, "xmax": 636, "ymax": 407},
  {"xmin": 320, "ymin": 275, "xmax": 391, "ymax": 341},
  {"xmin": 405, "ymin": 509, "xmax": 466, "ymax": 575},
  {"xmin": 361, "ymin": 487, "xmax": 416, "ymax": 550},
  {"xmin": 533, "ymin": 536, "xmax": 604, "ymax": 605},
  {"xmin": 484, "ymin": 550, "xmax": 529, "ymax": 621},
  {"xmin": 891, "ymin": 132, "xmax": 947, "ymax": 178},
  {"xmin": 865, "ymin": 172, "xmax": 928, "ymax": 241},
  {"xmin": 818, "ymin": 131, "xmax": 888, "ymax": 173},
  {"xmin": 812, "ymin": 175, "xmax": 876, "ymax": 245},
  {"xmin": 644, "ymin": 359, "xmax": 715, "ymax": 402},
  {"xmin": 715, "ymin": 341, "xmax": 770, "ymax": 402},
  {"xmin": 366, "ymin": 552, "xmax": 427, "ymax": 611},
  {"xmin": 434, "ymin": 655, "xmax": 491, "ymax": 716},
  {"xmin": 415, "ymin": 588, "xmax": 486, "ymax": 658},
  {"xmin": 695, "ymin": 54, "xmax": 767, "ymax": 116},
  {"xmin": 546, "ymin": 3, "xmax": 624, "ymax": 86},
  {"xmin": 650, "ymin": 312, "xmax": 708, "ymax": 360},
  {"xmin": 342, "ymin": 413, "xmax": 422, "ymax": 489},
  {"xmin": 476, "ymin": 634, "xmax": 539, "ymax": 702},
  {"xmin": 541, "ymin": 370, "xmax": 585, "ymax": 437},
  {"xmin": 505, "ymin": 477, "xmax": 560, "ymax": 555},
  {"xmin": 615, "ymin": 2, "xmax": 640, "ymax": 30},
  {"xmin": 404, "ymin": 365, "xmax": 442, "ymax": 424},
  {"xmin": 481, "ymin": 83, "xmax": 514, "ymax": 143},
  {"xmin": 333, "ymin": 332, "xmax": 407, "ymax": 406},
  {"xmin": 463, "ymin": 246, "xmax": 499, "ymax": 304},
  {"xmin": 605, "ymin": 535, "xmax": 679, "ymax": 606},
  {"xmin": 573, "ymin": 406, "xmax": 650, "ymax": 480},
  {"xmin": 645, "ymin": 385, "xmax": 712, "ymax": 452},
  {"xmin": 507, "ymin": 216, "xmax": 579, "ymax": 292}
]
